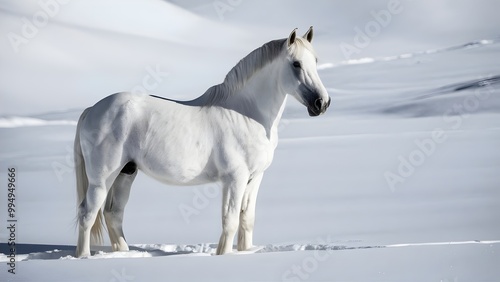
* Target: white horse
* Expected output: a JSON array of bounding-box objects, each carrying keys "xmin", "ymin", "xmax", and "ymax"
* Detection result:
[{"xmin": 74, "ymin": 27, "xmax": 330, "ymax": 257}]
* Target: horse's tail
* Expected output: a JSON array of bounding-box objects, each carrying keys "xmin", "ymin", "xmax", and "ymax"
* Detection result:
[{"xmin": 75, "ymin": 107, "xmax": 105, "ymax": 245}]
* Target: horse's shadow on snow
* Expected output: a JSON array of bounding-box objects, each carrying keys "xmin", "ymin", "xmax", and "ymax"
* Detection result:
[
  {"xmin": 0, "ymin": 243, "xmax": 199, "ymax": 261},
  {"xmin": 1, "ymin": 242, "xmax": 384, "ymax": 261}
]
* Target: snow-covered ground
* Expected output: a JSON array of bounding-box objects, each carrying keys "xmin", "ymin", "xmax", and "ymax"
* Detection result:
[{"xmin": 1, "ymin": 1, "xmax": 500, "ymax": 281}]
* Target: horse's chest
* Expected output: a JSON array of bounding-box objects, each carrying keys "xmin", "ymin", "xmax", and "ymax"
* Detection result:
[
  {"xmin": 222, "ymin": 130, "xmax": 275, "ymax": 174},
  {"xmin": 245, "ymin": 140, "xmax": 272, "ymax": 164}
]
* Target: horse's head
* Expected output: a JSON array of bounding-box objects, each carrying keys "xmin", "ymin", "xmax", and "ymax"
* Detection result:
[{"xmin": 281, "ymin": 27, "xmax": 331, "ymax": 116}]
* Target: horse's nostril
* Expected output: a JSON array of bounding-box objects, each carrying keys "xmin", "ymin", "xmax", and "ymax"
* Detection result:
[
  {"xmin": 327, "ymin": 97, "xmax": 331, "ymax": 108},
  {"xmin": 314, "ymin": 98, "xmax": 323, "ymax": 111}
]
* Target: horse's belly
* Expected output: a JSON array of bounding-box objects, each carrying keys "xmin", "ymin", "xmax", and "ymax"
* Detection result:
[
  {"xmin": 138, "ymin": 159, "xmax": 215, "ymax": 186},
  {"xmin": 143, "ymin": 167, "xmax": 214, "ymax": 186},
  {"xmin": 136, "ymin": 140, "xmax": 215, "ymax": 186},
  {"xmin": 129, "ymin": 102, "xmax": 217, "ymax": 185}
]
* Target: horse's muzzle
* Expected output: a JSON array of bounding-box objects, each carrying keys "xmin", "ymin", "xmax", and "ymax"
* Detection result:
[{"xmin": 307, "ymin": 97, "xmax": 331, "ymax": 116}]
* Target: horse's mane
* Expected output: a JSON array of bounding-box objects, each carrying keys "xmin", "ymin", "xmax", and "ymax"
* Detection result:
[
  {"xmin": 200, "ymin": 38, "xmax": 296, "ymax": 106},
  {"xmin": 161, "ymin": 36, "xmax": 316, "ymax": 107}
]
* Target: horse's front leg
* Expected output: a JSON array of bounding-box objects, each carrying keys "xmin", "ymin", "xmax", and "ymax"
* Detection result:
[
  {"xmin": 216, "ymin": 173, "xmax": 249, "ymax": 255},
  {"xmin": 237, "ymin": 173, "xmax": 264, "ymax": 251}
]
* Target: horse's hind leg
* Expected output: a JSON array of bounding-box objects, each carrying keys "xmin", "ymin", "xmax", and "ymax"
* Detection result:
[
  {"xmin": 76, "ymin": 143, "xmax": 128, "ymax": 257},
  {"xmin": 76, "ymin": 181, "xmax": 111, "ymax": 257},
  {"xmin": 104, "ymin": 162, "xmax": 137, "ymax": 252}
]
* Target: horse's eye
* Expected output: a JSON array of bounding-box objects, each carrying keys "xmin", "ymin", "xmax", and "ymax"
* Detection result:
[{"xmin": 292, "ymin": 61, "xmax": 301, "ymax": 68}]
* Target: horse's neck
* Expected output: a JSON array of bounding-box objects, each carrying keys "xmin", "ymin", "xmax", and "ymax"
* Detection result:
[{"xmin": 222, "ymin": 61, "xmax": 287, "ymax": 139}]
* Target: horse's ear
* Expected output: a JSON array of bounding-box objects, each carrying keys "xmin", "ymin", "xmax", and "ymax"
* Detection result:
[
  {"xmin": 287, "ymin": 28, "xmax": 298, "ymax": 47},
  {"xmin": 303, "ymin": 26, "xmax": 313, "ymax": 43}
]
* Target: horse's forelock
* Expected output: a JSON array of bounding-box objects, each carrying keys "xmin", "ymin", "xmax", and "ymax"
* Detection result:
[{"xmin": 287, "ymin": 37, "xmax": 317, "ymax": 59}]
